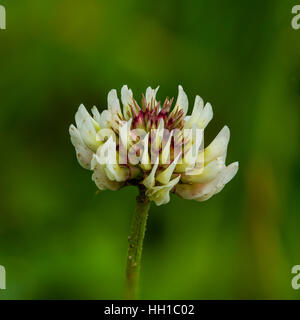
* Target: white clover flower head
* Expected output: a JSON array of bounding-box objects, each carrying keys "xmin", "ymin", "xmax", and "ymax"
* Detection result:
[{"xmin": 69, "ymin": 85, "xmax": 238, "ymax": 206}]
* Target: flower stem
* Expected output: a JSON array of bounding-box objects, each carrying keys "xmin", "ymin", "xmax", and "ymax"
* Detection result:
[{"xmin": 125, "ymin": 186, "xmax": 151, "ymax": 300}]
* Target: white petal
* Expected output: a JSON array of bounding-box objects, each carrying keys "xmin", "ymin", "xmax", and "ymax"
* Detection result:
[
  {"xmin": 142, "ymin": 159, "xmax": 159, "ymax": 188},
  {"xmin": 195, "ymin": 162, "xmax": 239, "ymax": 201},
  {"xmin": 146, "ymin": 175, "xmax": 181, "ymax": 206},
  {"xmin": 69, "ymin": 124, "xmax": 93, "ymax": 170},
  {"xmin": 176, "ymin": 161, "xmax": 238, "ymax": 201},
  {"xmin": 156, "ymin": 153, "xmax": 181, "ymax": 185},
  {"xmin": 107, "ymin": 89, "xmax": 121, "ymax": 114},
  {"xmin": 140, "ymin": 133, "xmax": 151, "ymax": 171},
  {"xmin": 75, "ymin": 104, "xmax": 93, "ymax": 128},
  {"xmin": 121, "ymin": 85, "xmax": 133, "ymax": 119},
  {"xmin": 74, "ymin": 104, "xmax": 99, "ymax": 151},
  {"xmin": 175, "ymin": 183, "xmax": 202, "ymax": 200},
  {"xmin": 96, "ymin": 128, "xmax": 116, "ymax": 143},
  {"xmin": 99, "ymin": 110, "xmax": 111, "ymax": 128},
  {"xmin": 184, "ymin": 115, "xmax": 191, "ymax": 127},
  {"xmin": 98, "ymin": 137, "xmax": 129, "ymax": 182},
  {"xmin": 91, "ymin": 155, "xmax": 123, "ymax": 191},
  {"xmin": 192, "ymin": 95, "xmax": 204, "ymax": 118},
  {"xmin": 181, "ymin": 158, "xmax": 225, "ymax": 184},
  {"xmin": 161, "ymin": 131, "xmax": 173, "ymax": 164},
  {"xmin": 91, "ymin": 106, "xmax": 101, "ymax": 125},
  {"xmin": 204, "ymin": 126, "xmax": 230, "ymax": 163},
  {"xmin": 146, "ymin": 86, "xmax": 159, "ymax": 106},
  {"xmin": 181, "ymin": 126, "xmax": 203, "ymax": 169},
  {"xmin": 104, "ymin": 163, "xmax": 129, "ymax": 182},
  {"xmin": 121, "ymin": 85, "xmax": 133, "ymax": 107},
  {"xmin": 119, "ymin": 118, "xmax": 132, "ymax": 151},
  {"xmin": 176, "ymin": 85, "xmax": 188, "ymax": 115},
  {"xmin": 185, "ymin": 95, "xmax": 203, "ymax": 128},
  {"xmin": 218, "ymin": 162, "xmax": 239, "ymax": 186},
  {"xmin": 95, "ymin": 136, "xmax": 117, "ymax": 165},
  {"xmin": 197, "ymin": 102, "xmax": 213, "ymax": 129},
  {"xmin": 153, "ymin": 118, "xmax": 164, "ymax": 150}
]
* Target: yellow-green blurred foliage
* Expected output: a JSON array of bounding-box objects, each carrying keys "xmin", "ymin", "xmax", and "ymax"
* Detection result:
[{"xmin": 0, "ymin": 0, "xmax": 299, "ymax": 299}]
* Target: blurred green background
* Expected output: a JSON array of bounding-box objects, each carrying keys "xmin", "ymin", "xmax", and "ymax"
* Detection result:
[{"xmin": 0, "ymin": 0, "xmax": 300, "ymax": 299}]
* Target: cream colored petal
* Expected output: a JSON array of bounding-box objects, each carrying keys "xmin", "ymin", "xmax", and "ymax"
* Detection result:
[
  {"xmin": 104, "ymin": 163, "xmax": 129, "ymax": 182},
  {"xmin": 74, "ymin": 104, "xmax": 99, "ymax": 151},
  {"xmin": 142, "ymin": 159, "xmax": 159, "ymax": 188},
  {"xmin": 98, "ymin": 110, "xmax": 111, "ymax": 128},
  {"xmin": 204, "ymin": 126, "xmax": 230, "ymax": 164},
  {"xmin": 152, "ymin": 118, "xmax": 164, "ymax": 150},
  {"xmin": 175, "ymin": 131, "xmax": 202, "ymax": 173},
  {"xmin": 146, "ymin": 175, "xmax": 181, "ymax": 206},
  {"xmin": 75, "ymin": 104, "xmax": 94, "ymax": 129},
  {"xmin": 91, "ymin": 155, "xmax": 123, "ymax": 191},
  {"xmin": 94, "ymin": 136, "xmax": 117, "ymax": 166},
  {"xmin": 99, "ymin": 136, "xmax": 128, "ymax": 182},
  {"xmin": 185, "ymin": 95, "xmax": 204, "ymax": 128},
  {"xmin": 145, "ymin": 86, "xmax": 159, "ymax": 106},
  {"xmin": 69, "ymin": 124, "xmax": 93, "ymax": 170},
  {"xmin": 161, "ymin": 131, "xmax": 173, "ymax": 165},
  {"xmin": 140, "ymin": 133, "xmax": 151, "ymax": 171},
  {"xmin": 191, "ymin": 95, "xmax": 204, "ymax": 118},
  {"xmin": 175, "ymin": 182, "xmax": 203, "ymax": 200},
  {"xmin": 176, "ymin": 162, "xmax": 238, "ymax": 201},
  {"xmin": 184, "ymin": 115, "xmax": 191, "ymax": 127},
  {"xmin": 180, "ymin": 126, "xmax": 203, "ymax": 170},
  {"xmin": 121, "ymin": 85, "xmax": 133, "ymax": 107},
  {"xmin": 156, "ymin": 153, "xmax": 181, "ymax": 185},
  {"xmin": 91, "ymin": 106, "xmax": 101, "ymax": 125},
  {"xmin": 174, "ymin": 160, "xmax": 192, "ymax": 173},
  {"xmin": 195, "ymin": 162, "xmax": 239, "ymax": 201},
  {"xmin": 197, "ymin": 102, "xmax": 213, "ymax": 129},
  {"xmin": 181, "ymin": 158, "xmax": 225, "ymax": 184},
  {"xmin": 91, "ymin": 106, "xmax": 102, "ymax": 131},
  {"xmin": 119, "ymin": 118, "xmax": 133, "ymax": 152},
  {"xmin": 121, "ymin": 85, "xmax": 133, "ymax": 119},
  {"xmin": 107, "ymin": 89, "xmax": 121, "ymax": 115},
  {"xmin": 176, "ymin": 85, "xmax": 188, "ymax": 115},
  {"xmin": 96, "ymin": 128, "xmax": 116, "ymax": 143}
]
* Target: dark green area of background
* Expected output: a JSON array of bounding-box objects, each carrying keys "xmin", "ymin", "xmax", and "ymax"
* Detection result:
[{"xmin": 0, "ymin": 0, "xmax": 299, "ymax": 299}]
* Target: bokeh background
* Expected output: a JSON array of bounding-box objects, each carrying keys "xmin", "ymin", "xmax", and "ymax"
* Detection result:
[{"xmin": 0, "ymin": 0, "xmax": 299, "ymax": 299}]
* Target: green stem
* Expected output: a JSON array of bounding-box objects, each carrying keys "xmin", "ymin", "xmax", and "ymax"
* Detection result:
[{"xmin": 125, "ymin": 186, "xmax": 151, "ymax": 300}]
